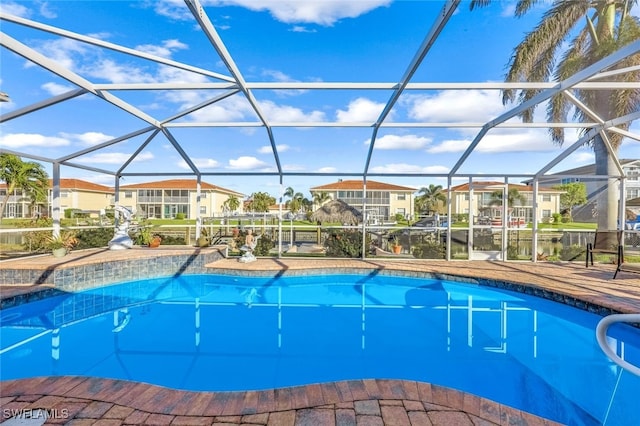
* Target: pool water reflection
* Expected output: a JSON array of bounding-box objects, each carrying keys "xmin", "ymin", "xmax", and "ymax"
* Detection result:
[{"xmin": 1, "ymin": 274, "xmax": 639, "ymax": 426}]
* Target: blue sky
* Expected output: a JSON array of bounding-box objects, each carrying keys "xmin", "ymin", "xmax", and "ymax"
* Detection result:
[{"xmin": 1, "ymin": 0, "xmax": 639, "ymax": 199}]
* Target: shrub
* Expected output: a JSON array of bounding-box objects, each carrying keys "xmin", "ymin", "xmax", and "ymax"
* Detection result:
[
  {"xmin": 324, "ymin": 229, "xmax": 370, "ymax": 258},
  {"xmin": 74, "ymin": 228, "xmax": 113, "ymax": 249},
  {"xmin": 412, "ymin": 240, "xmax": 445, "ymax": 259},
  {"xmin": 552, "ymin": 213, "xmax": 562, "ymax": 224},
  {"xmin": 175, "ymin": 212, "xmax": 185, "ymax": 220},
  {"xmin": 254, "ymin": 234, "xmax": 274, "ymax": 256},
  {"xmin": 156, "ymin": 233, "xmax": 185, "ymax": 245}
]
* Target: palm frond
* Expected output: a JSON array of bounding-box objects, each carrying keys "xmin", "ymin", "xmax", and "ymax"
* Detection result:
[
  {"xmin": 469, "ymin": 0, "xmax": 491, "ymax": 11},
  {"xmin": 514, "ymin": 0, "xmax": 541, "ymax": 18},
  {"xmin": 505, "ymin": 1, "xmax": 588, "ymax": 85}
]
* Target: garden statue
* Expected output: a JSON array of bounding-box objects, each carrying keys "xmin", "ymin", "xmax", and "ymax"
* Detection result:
[{"xmin": 108, "ymin": 205, "xmax": 134, "ymax": 250}]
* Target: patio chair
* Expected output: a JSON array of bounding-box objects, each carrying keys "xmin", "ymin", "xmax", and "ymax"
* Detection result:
[{"xmin": 586, "ymin": 230, "xmax": 623, "ymax": 268}]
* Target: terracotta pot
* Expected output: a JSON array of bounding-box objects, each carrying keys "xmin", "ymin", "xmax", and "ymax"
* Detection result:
[
  {"xmin": 392, "ymin": 245, "xmax": 402, "ymax": 254},
  {"xmin": 148, "ymin": 237, "xmax": 161, "ymax": 248}
]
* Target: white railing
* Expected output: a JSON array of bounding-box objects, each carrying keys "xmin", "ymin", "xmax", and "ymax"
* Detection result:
[{"xmin": 596, "ymin": 314, "xmax": 640, "ymax": 377}]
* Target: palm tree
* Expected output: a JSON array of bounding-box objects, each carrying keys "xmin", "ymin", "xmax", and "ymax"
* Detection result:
[
  {"xmin": 0, "ymin": 153, "xmax": 49, "ymax": 219},
  {"xmin": 222, "ymin": 195, "xmax": 240, "ymax": 214},
  {"xmin": 283, "ymin": 186, "xmax": 295, "ymax": 200},
  {"xmin": 489, "ymin": 188, "xmax": 527, "ymax": 208},
  {"xmin": 471, "ymin": 0, "xmax": 640, "ymax": 229},
  {"xmin": 287, "ymin": 191, "xmax": 305, "ymax": 214},
  {"xmin": 416, "ymin": 184, "xmax": 446, "ymax": 215},
  {"xmin": 312, "ymin": 191, "xmax": 332, "ymax": 208}
]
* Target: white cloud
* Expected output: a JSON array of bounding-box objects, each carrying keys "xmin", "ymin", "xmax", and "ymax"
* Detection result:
[
  {"xmin": 370, "ymin": 163, "xmax": 450, "ymax": 174},
  {"xmin": 0, "ymin": 1, "xmax": 31, "ymax": 17},
  {"xmin": 569, "ymin": 151, "xmax": 595, "ymax": 165},
  {"xmin": 404, "ymin": 90, "xmax": 505, "ymax": 123},
  {"xmin": 290, "ymin": 26, "xmax": 317, "ymax": 33},
  {"xmin": 476, "ymin": 130, "xmax": 556, "ymax": 153},
  {"xmin": 76, "ymin": 151, "xmax": 154, "ymax": 164},
  {"xmin": 0, "ymin": 133, "xmax": 69, "ymax": 148},
  {"xmin": 60, "ymin": 132, "xmax": 114, "ymax": 146},
  {"xmin": 184, "ymin": 95, "xmax": 256, "ymax": 121},
  {"xmin": 259, "ymin": 100, "xmax": 326, "ymax": 122},
  {"xmin": 148, "ymin": 0, "xmax": 193, "ymax": 20},
  {"xmin": 427, "ymin": 129, "xmax": 556, "ymax": 154},
  {"xmin": 135, "ymin": 39, "xmax": 188, "ymax": 58},
  {"xmin": 32, "ymin": 37, "xmax": 89, "ymax": 71},
  {"xmin": 368, "ymin": 134, "xmax": 431, "ymax": 150},
  {"xmin": 426, "ymin": 139, "xmax": 470, "ymax": 154},
  {"xmin": 261, "ymin": 69, "xmax": 309, "ymax": 96},
  {"xmin": 39, "ymin": 2, "xmax": 57, "ymax": 19},
  {"xmin": 336, "ymin": 97, "xmax": 387, "ymax": 122},
  {"xmin": 41, "ymin": 82, "xmax": 73, "ymax": 96},
  {"xmin": 85, "ymin": 59, "xmax": 156, "ymax": 84},
  {"xmin": 258, "ymin": 144, "xmax": 290, "ymax": 154},
  {"xmin": 177, "ymin": 157, "xmax": 220, "ymax": 169},
  {"xmin": 227, "ymin": 156, "xmax": 268, "ymax": 170},
  {"xmin": 317, "ymin": 166, "xmax": 337, "ymax": 173},
  {"xmin": 211, "ymin": 0, "xmax": 392, "ymax": 26}
]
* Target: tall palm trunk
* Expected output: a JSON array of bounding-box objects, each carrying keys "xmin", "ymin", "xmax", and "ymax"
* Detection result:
[{"xmin": 593, "ymin": 136, "xmax": 619, "ymax": 230}]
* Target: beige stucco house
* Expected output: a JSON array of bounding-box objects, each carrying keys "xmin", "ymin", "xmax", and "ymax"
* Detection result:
[
  {"xmin": 0, "ymin": 179, "xmax": 113, "ymax": 219},
  {"xmin": 117, "ymin": 179, "xmax": 244, "ymax": 220},
  {"xmin": 310, "ymin": 179, "xmax": 415, "ymax": 222},
  {"xmin": 448, "ymin": 181, "xmax": 564, "ymax": 224}
]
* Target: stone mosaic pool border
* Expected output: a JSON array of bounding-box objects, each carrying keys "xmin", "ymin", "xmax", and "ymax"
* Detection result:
[{"xmin": 1, "ymin": 254, "xmax": 623, "ymax": 320}]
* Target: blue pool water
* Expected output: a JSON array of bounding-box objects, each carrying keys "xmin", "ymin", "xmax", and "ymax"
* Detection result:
[{"xmin": 1, "ymin": 273, "xmax": 640, "ymax": 425}]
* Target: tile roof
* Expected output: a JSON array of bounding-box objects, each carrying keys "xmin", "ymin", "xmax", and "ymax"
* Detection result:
[
  {"xmin": 50, "ymin": 178, "xmax": 112, "ymax": 192},
  {"xmin": 310, "ymin": 179, "xmax": 415, "ymax": 191},
  {"xmin": 118, "ymin": 179, "xmax": 244, "ymax": 196},
  {"xmin": 449, "ymin": 181, "xmax": 562, "ymax": 192},
  {"xmin": 1, "ymin": 178, "xmax": 113, "ymax": 193}
]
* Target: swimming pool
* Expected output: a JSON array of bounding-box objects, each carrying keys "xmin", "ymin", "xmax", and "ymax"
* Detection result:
[{"xmin": 1, "ymin": 273, "xmax": 639, "ymax": 425}]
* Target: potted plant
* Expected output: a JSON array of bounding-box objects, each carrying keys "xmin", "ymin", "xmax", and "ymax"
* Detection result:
[
  {"xmin": 135, "ymin": 226, "xmax": 161, "ymax": 248},
  {"xmin": 46, "ymin": 230, "xmax": 78, "ymax": 257},
  {"xmin": 391, "ymin": 236, "xmax": 402, "ymax": 254}
]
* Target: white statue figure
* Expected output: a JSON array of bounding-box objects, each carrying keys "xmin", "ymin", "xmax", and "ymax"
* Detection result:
[
  {"xmin": 108, "ymin": 205, "xmax": 134, "ymax": 250},
  {"xmin": 238, "ymin": 230, "xmax": 260, "ymax": 263}
]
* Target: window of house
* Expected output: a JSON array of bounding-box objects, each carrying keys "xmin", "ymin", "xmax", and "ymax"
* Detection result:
[
  {"xmin": 124, "ymin": 191, "xmax": 133, "ymax": 198},
  {"xmin": 397, "ymin": 193, "xmax": 406, "ymax": 201},
  {"xmin": 542, "ymin": 210, "xmax": 551, "ymax": 218},
  {"xmin": 542, "ymin": 194, "xmax": 551, "ymax": 202},
  {"xmin": 60, "ymin": 191, "xmax": 69, "ymax": 198},
  {"xmin": 200, "ymin": 206, "xmax": 207, "ymax": 214},
  {"xmin": 200, "ymin": 192, "xmax": 207, "ymax": 199}
]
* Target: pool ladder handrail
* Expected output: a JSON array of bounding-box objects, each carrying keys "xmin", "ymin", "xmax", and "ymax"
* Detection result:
[{"xmin": 596, "ymin": 314, "xmax": 640, "ymax": 377}]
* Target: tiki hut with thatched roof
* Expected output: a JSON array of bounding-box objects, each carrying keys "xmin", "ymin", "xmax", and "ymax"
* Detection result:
[{"xmin": 311, "ymin": 199, "xmax": 363, "ymax": 225}]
